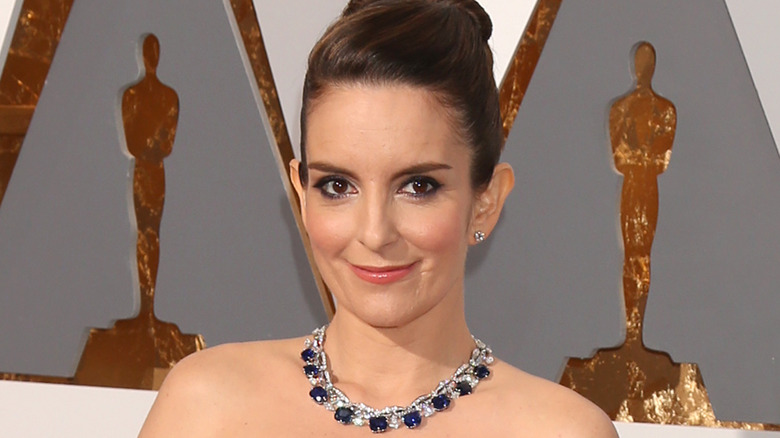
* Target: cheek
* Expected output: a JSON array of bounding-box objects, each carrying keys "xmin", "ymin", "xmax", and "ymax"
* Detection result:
[
  {"xmin": 303, "ymin": 204, "xmax": 352, "ymax": 255},
  {"xmin": 400, "ymin": 203, "xmax": 470, "ymax": 254}
]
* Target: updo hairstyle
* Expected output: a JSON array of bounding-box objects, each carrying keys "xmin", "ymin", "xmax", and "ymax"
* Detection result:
[{"xmin": 299, "ymin": 0, "xmax": 501, "ymax": 190}]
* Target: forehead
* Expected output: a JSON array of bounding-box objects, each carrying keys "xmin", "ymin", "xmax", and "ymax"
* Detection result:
[{"xmin": 305, "ymin": 84, "xmax": 468, "ymax": 165}]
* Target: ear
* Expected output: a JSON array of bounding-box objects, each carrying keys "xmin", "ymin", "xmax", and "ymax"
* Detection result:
[
  {"xmin": 470, "ymin": 162, "xmax": 514, "ymax": 244},
  {"xmin": 289, "ymin": 159, "xmax": 306, "ymax": 222}
]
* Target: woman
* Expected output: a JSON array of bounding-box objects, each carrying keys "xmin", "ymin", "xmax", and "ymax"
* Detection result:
[{"xmin": 140, "ymin": 0, "xmax": 618, "ymax": 436}]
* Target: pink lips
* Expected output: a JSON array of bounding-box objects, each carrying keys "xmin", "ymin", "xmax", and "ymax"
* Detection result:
[{"xmin": 350, "ymin": 263, "xmax": 416, "ymax": 285}]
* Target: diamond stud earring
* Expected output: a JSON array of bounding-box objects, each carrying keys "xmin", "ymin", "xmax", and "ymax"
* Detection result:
[{"xmin": 474, "ymin": 230, "xmax": 486, "ymax": 243}]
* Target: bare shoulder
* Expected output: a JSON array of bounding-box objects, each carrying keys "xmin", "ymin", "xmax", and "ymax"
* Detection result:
[
  {"xmin": 138, "ymin": 337, "xmax": 303, "ymax": 437},
  {"xmin": 485, "ymin": 360, "xmax": 618, "ymax": 438}
]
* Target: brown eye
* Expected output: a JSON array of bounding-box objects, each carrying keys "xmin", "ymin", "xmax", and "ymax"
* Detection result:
[
  {"xmin": 399, "ymin": 177, "xmax": 441, "ymax": 197},
  {"xmin": 315, "ymin": 177, "xmax": 357, "ymax": 199},
  {"xmin": 412, "ymin": 180, "xmax": 428, "ymax": 194},
  {"xmin": 332, "ymin": 180, "xmax": 348, "ymax": 194}
]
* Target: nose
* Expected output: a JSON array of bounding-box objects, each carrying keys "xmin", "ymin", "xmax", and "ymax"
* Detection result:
[{"xmin": 357, "ymin": 190, "xmax": 400, "ymax": 251}]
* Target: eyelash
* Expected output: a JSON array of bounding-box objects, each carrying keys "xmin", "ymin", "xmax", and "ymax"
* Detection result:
[
  {"xmin": 312, "ymin": 175, "xmax": 442, "ymax": 200},
  {"xmin": 313, "ymin": 176, "xmax": 356, "ymax": 199},
  {"xmin": 398, "ymin": 176, "xmax": 441, "ymax": 198}
]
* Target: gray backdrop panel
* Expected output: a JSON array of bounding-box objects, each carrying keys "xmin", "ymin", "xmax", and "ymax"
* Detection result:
[
  {"xmin": 0, "ymin": 0, "xmax": 326, "ymax": 377},
  {"xmin": 465, "ymin": 0, "xmax": 779, "ymax": 423}
]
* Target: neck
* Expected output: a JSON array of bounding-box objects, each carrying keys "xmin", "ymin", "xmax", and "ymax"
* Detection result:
[{"xmin": 321, "ymin": 293, "xmax": 475, "ymax": 407}]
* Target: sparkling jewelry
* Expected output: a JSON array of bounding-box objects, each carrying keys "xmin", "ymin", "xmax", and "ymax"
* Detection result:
[
  {"xmin": 301, "ymin": 325, "xmax": 493, "ymax": 433},
  {"xmin": 474, "ymin": 230, "xmax": 486, "ymax": 243}
]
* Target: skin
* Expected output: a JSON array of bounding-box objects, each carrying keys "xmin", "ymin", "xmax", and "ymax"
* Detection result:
[{"xmin": 139, "ymin": 85, "xmax": 618, "ymax": 437}]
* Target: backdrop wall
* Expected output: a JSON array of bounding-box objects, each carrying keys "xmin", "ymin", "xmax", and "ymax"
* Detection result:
[{"xmin": 0, "ymin": 0, "xmax": 777, "ymax": 426}]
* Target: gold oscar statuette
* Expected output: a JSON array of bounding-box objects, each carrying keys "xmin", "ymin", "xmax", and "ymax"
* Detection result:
[
  {"xmin": 558, "ymin": 42, "xmax": 778, "ymax": 430},
  {"xmin": 72, "ymin": 34, "xmax": 204, "ymax": 390}
]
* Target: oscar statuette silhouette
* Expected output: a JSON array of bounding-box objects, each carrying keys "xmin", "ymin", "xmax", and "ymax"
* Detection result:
[
  {"xmin": 559, "ymin": 42, "xmax": 757, "ymax": 427},
  {"xmin": 74, "ymin": 34, "xmax": 203, "ymax": 390}
]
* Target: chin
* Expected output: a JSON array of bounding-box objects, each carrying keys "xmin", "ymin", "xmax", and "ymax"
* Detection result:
[
  {"xmin": 335, "ymin": 284, "xmax": 443, "ymax": 330},
  {"xmin": 348, "ymin": 307, "xmax": 424, "ymax": 330}
]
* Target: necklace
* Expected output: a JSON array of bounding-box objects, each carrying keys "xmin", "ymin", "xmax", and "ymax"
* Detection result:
[{"xmin": 300, "ymin": 325, "xmax": 494, "ymax": 433}]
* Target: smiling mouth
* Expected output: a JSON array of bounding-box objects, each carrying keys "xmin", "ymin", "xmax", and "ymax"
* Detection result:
[{"xmin": 349, "ymin": 262, "xmax": 417, "ymax": 285}]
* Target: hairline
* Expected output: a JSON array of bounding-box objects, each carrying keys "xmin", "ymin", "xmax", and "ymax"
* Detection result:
[{"xmin": 302, "ymin": 79, "xmax": 479, "ymax": 179}]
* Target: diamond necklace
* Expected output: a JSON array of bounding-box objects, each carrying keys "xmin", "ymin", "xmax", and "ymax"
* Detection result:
[{"xmin": 300, "ymin": 325, "xmax": 494, "ymax": 433}]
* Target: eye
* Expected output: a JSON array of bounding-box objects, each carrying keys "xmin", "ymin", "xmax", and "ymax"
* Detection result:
[
  {"xmin": 313, "ymin": 176, "xmax": 357, "ymax": 199},
  {"xmin": 398, "ymin": 177, "xmax": 441, "ymax": 197}
]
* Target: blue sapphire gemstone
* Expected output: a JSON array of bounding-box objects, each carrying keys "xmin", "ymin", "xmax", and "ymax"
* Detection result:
[
  {"xmin": 303, "ymin": 364, "xmax": 319, "ymax": 377},
  {"xmin": 309, "ymin": 386, "xmax": 328, "ymax": 404},
  {"xmin": 403, "ymin": 411, "xmax": 422, "ymax": 428},
  {"xmin": 456, "ymin": 381, "xmax": 472, "ymax": 396},
  {"xmin": 369, "ymin": 416, "xmax": 388, "ymax": 432},
  {"xmin": 432, "ymin": 394, "xmax": 450, "ymax": 411},
  {"xmin": 301, "ymin": 348, "xmax": 316, "ymax": 362},
  {"xmin": 334, "ymin": 407, "xmax": 354, "ymax": 424},
  {"xmin": 475, "ymin": 365, "xmax": 490, "ymax": 379}
]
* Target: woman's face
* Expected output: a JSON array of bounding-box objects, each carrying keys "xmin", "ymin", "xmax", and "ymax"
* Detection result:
[{"xmin": 293, "ymin": 85, "xmax": 479, "ymax": 328}]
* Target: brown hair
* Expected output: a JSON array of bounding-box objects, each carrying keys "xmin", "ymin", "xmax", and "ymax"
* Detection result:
[{"xmin": 299, "ymin": 0, "xmax": 501, "ymax": 190}]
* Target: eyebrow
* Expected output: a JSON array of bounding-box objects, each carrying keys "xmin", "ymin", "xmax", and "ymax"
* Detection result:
[
  {"xmin": 390, "ymin": 162, "xmax": 452, "ymax": 180},
  {"xmin": 307, "ymin": 161, "xmax": 452, "ymax": 181},
  {"xmin": 306, "ymin": 162, "xmax": 358, "ymax": 180}
]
